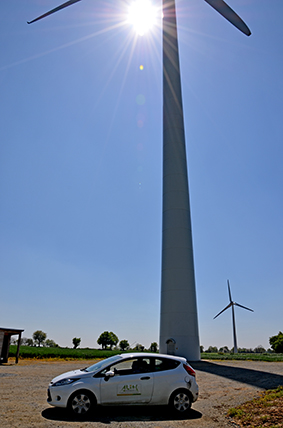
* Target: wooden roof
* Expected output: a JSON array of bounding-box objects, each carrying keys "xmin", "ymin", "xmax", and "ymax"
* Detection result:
[{"xmin": 0, "ymin": 328, "xmax": 24, "ymax": 335}]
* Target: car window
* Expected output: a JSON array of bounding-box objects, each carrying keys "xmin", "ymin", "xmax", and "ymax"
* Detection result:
[
  {"xmin": 85, "ymin": 355, "xmax": 122, "ymax": 373},
  {"xmin": 153, "ymin": 358, "xmax": 179, "ymax": 372},
  {"xmin": 99, "ymin": 358, "xmax": 151, "ymax": 377}
]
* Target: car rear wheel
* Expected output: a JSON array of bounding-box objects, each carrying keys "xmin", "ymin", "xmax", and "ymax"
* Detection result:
[
  {"xmin": 169, "ymin": 389, "xmax": 192, "ymax": 416},
  {"xmin": 67, "ymin": 389, "xmax": 95, "ymax": 417}
]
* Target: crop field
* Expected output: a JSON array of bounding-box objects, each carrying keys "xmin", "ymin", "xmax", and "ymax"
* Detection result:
[
  {"xmin": 9, "ymin": 345, "xmax": 120, "ymax": 360},
  {"xmin": 201, "ymin": 352, "xmax": 283, "ymax": 362},
  {"xmin": 9, "ymin": 345, "xmax": 283, "ymax": 361}
]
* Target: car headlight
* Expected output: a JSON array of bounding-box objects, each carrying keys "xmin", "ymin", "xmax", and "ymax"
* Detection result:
[{"xmin": 51, "ymin": 377, "xmax": 80, "ymax": 387}]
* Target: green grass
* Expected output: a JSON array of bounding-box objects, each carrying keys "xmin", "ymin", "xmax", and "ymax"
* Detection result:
[
  {"xmin": 9, "ymin": 345, "xmax": 121, "ymax": 360},
  {"xmin": 201, "ymin": 352, "xmax": 283, "ymax": 362},
  {"xmin": 227, "ymin": 386, "xmax": 283, "ymax": 428}
]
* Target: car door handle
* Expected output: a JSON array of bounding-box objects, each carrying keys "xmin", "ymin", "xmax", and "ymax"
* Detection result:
[{"xmin": 140, "ymin": 376, "xmax": 151, "ymax": 380}]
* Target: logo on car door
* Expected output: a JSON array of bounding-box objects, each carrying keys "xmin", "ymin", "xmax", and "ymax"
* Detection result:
[{"xmin": 117, "ymin": 384, "xmax": 141, "ymax": 396}]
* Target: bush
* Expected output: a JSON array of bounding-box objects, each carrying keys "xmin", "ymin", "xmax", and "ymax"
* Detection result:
[{"xmin": 45, "ymin": 339, "xmax": 58, "ymax": 348}]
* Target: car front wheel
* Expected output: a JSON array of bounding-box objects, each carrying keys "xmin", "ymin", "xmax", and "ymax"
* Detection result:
[
  {"xmin": 169, "ymin": 389, "xmax": 192, "ymax": 416},
  {"xmin": 67, "ymin": 389, "xmax": 95, "ymax": 417}
]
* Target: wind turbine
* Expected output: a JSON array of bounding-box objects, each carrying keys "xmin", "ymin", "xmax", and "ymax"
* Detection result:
[
  {"xmin": 214, "ymin": 280, "xmax": 254, "ymax": 353},
  {"xmin": 28, "ymin": 1, "xmax": 251, "ymax": 361}
]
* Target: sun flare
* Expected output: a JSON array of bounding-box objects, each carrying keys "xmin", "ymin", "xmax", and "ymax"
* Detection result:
[{"xmin": 128, "ymin": 0, "xmax": 158, "ymax": 36}]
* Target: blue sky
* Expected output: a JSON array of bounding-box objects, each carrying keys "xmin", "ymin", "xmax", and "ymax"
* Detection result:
[{"xmin": 0, "ymin": 0, "xmax": 282, "ymax": 351}]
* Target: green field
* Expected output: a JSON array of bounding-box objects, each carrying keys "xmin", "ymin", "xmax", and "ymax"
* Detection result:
[
  {"xmin": 9, "ymin": 345, "xmax": 121, "ymax": 360},
  {"xmin": 8, "ymin": 346, "xmax": 283, "ymax": 362},
  {"xmin": 201, "ymin": 352, "xmax": 283, "ymax": 362}
]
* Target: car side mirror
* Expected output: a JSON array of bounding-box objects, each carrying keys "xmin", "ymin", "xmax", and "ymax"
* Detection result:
[{"xmin": 104, "ymin": 370, "xmax": 115, "ymax": 381}]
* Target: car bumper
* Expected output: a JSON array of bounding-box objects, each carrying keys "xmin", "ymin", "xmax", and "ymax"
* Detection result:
[
  {"xmin": 47, "ymin": 387, "xmax": 68, "ymax": 408},
  {"xmin": 191, "ymin": 383, "xmax": 199, "ymax": 402}
]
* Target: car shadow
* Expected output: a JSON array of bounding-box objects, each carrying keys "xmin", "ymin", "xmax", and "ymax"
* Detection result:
[
  {"xmin": 42, "ymin": 405, "xmax": 202, "ymax": 423},
  {"xmin": 193, "ymin": 360, "xmax": 283, "ymax": 390}
]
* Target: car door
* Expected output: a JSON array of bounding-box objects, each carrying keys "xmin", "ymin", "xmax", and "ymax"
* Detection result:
[{"xmin": 99, "ymin": 357, "xmax": 154, "ymax": 404}]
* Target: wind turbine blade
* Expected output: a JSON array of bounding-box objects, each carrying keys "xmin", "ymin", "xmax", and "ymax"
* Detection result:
[
  {"xmin": 213, "ymin": 302, "xmax": 232, "ymax": 319},
  {"xmin": 27, "ymin": 0, "xmax": 82, "ymax": 24},
  {"xmin": 227, "ymin": 279, "xmax": 232, "ymax": 303},
  {"xmin": 234, "ymin": 302, "xmax": 254, "ymax": 312},
  {"xmin": 204, "ymin": 0, "xmax": 251, "ymax": 36}
]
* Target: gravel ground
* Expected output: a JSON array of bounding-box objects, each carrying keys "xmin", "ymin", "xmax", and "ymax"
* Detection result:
[{"xmin": 1, "ymin": 359, "xmax": 283, "ymax": 428}]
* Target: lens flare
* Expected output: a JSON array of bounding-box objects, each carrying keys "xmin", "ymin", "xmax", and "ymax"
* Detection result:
[
  {"xmin": 128, "ymin": 0, "xmax": 157, "ymax": 36},
  {"xmin": 136, "ymin": 94, "xmax": 145, "ymax": 105}
]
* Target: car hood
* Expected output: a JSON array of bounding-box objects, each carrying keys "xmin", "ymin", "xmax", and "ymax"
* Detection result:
[{"xmin": 50, "ymin": 369, "xmax": 90, "ymax": 384}]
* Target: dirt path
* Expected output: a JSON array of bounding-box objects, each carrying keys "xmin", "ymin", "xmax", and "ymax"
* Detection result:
[{"xmin": 1, "ymin": 359, "xmax": 283, "ymax": 427}]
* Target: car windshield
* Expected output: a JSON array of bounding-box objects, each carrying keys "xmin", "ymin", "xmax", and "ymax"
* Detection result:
[{"xmin": 83, "ymin": 355, "xmax": 123, "ymax": 373}]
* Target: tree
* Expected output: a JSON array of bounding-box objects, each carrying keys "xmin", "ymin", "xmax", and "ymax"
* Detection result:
[
  {"xmin": 45, "ymin": 339, "xmax": 58, "ymax": 348},
  {"xmin": 134, "ymin": 343, "xmax": 144, "ymax": 352},
  {"xmin": 269, "ymin": 332, "xmax": 283, "ymax": 353},
  {"xmin": 119, "ymin": 340, "xmax": 129, "ymax": 351},
  {"xmin": 254, "ymin": 345, "xmax": 266, "ymax": 354},
  {"xmin": 32, "ymin": 330, "xmax": 47, "ymax": 347},
  {"xmin": 73, "ymin": 337, "xmax": 81, "ymax": 349},
  {"xmin": 238, "ymin": 347, "xmax": 253, "ymax": 353},
  {"xmin": 25, "ymin": 338, "xmax": 34, "ymax": 346},
  {"xmin": 205, "ymin": 346, "xmax": 218, "ymax": 353},
  {"xmin": 150, "ymin": 342, "xmax": 158, "ymax": 352},
  {"xmin": 97, "ymin": 331, "xmax": 119, "ymax": 350},
  {"xmin": 219, "ymin": 346, "xmax": 230, "ymax": 353}
]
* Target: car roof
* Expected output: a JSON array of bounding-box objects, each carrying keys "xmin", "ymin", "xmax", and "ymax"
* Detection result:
[{"xmin": 119, "ymin": 352, "xmax": 186, "ymax": 363}]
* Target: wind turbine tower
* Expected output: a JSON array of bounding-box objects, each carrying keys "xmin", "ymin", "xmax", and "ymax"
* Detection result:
[
  {"xmin": 159, "ymin": 1, "xmax": 250, "ymax": 361},
  {"xmin": 28, "ymin": 1, "xmax": 251, "ymax": 361},
  {"xmin": 214, "ymin": 280, "xmax": 254, "ymax": 353}
]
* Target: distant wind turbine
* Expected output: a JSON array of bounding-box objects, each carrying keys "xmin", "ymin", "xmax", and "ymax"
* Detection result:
[{"xmin": 214, "ymin": 280, "xmax": 254, "ymax": 353}]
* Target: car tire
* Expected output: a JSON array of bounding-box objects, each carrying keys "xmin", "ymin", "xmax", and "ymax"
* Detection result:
[
  {"xmin": 169, "ymin": 389, "xmax": 192, "ymax": 416},
  {"xmin": 67, "ymin": 389, "xmax": 96, "ymax": 417}
]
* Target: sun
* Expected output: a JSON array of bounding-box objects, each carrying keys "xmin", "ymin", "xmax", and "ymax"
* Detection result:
[{"xmin": 128, "ymin": 0, "xmax": 158, "ymax": 36}]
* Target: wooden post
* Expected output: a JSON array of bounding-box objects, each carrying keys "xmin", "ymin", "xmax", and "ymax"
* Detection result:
[{"xmin": 16, "ymin": 332, "xmax": 22, "ymax": 364}]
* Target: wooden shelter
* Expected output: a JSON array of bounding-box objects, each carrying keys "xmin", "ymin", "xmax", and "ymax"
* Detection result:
[{"xmin": 0, "ymin": 327, "xmax": 24, "ymax": 364}]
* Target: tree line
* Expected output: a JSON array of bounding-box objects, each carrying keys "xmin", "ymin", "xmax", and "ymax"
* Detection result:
[
  {"xmin": 12, "ymin": 330, "xmax": 159, "ymax": 353},
  {"xmin": 12, "ymin": 330, "xmax": 283, "ymax": 354},
  {"xmin": 203, "ymin": 345, "xmax": 269, "ymax": 354},
  {"xmin": 202, "ymin": 332, "xmax": 283, "ymax": 354}
]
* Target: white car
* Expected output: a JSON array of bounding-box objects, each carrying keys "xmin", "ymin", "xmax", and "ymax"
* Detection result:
[{"xmin": 47, "ymin": 352, "xmax": 198, "ymax": 417}]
